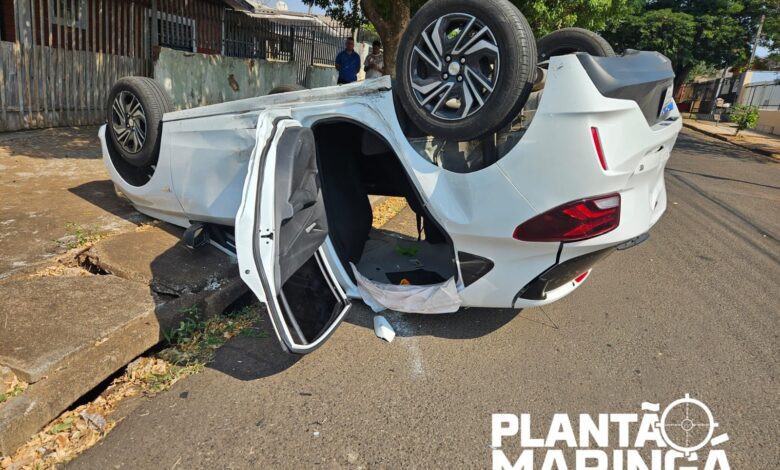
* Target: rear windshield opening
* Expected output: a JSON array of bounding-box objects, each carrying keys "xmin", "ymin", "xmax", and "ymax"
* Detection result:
[
  {"xmin": 312, "ymin": 120, "xmax": 457, "ymax": 287},
  {"xmin": 398, "ymin": 97, "xmax": 535, "ymax": 174}
]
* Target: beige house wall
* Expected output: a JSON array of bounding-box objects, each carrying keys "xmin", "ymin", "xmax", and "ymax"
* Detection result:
[{"xmin": 756, "ymin": 110, "xmax": 780, "ymax": 136}]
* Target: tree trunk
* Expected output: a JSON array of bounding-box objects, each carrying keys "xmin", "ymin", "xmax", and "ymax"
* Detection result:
[
  {"xmin": 673, "ymin": 63, "xmax": 693, "ymax": 93},
  {"xmin": 361, "ymin": 0, "xmax": 411, "ymax": 78}
]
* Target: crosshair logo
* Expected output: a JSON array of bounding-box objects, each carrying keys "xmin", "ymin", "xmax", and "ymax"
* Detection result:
[{"xmin": 655, "ymin": 393, "xmax": 729, "ymax": 457}]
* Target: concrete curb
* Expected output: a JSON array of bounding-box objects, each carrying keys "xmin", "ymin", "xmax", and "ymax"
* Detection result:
[
  {"xmin": 0, "ymin": 303, "xmax": 160, "ymax": 455},
  {"xmin": 0, "ymin": 228, "xmax": 249, "ymax": 456},
  {"xmin": 682, "ymin": 122, "xmax": 780, "ymax": 160},
  {"xmin": 0, "ymin": 276, "xmax": 248, "ymax": 456}
]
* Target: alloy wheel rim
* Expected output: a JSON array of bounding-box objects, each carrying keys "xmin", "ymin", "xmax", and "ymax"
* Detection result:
[
  {"xmin": 111, "ymin": 91, "xmax": 147, "ymax": 154},
  {"xmin": 409, "ymin": 13, "xmax": 500, "ymax": 121}
]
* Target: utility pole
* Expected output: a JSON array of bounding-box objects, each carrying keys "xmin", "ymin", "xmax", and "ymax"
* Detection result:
[
  {"xmin": 736, "ymin": 13, "xmax": 765, "ymax": 105},
  {"xmin": 746, "ymin": 14, "xmax": 766, "ymax": 72}
]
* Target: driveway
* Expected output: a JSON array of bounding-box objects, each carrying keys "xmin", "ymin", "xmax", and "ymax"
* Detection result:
[{"xmin": 70, "ymin": 128, "xmax": 779, "ymax": 468}]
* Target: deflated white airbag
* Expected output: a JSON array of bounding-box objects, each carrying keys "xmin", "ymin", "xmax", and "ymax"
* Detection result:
[{"xmin": 351, "ymin": 264, "xmax": 462, "ymax": 314}]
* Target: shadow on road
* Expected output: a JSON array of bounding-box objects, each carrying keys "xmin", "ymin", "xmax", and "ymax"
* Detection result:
[
  {"xmin": 344, "ymin": 305, "xmax": 526, "ymax": 339},
  {"xmin": 667, "ymin": 167, "xmax": 780, "ymax": 190},
  {"xmin": 204, "ymin": 304, "xmax": 527, "ymax": 381},
  {"xmin": 210, "ymin": 331, "xmax": 301, "ymax": 380},
  {"xmin": 677, "ymin": 130, "xmax": 774, "ymax": 164}
]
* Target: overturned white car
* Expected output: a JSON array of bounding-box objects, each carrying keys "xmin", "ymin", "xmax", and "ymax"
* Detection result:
[{"xmin": 99, "ymin": 0, "xmax": 682, "ymax": 353}]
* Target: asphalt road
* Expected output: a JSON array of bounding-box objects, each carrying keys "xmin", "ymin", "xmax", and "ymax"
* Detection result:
[{"xmin": 71, "ymin": 129, "xmax": 779, "ymax": 469}]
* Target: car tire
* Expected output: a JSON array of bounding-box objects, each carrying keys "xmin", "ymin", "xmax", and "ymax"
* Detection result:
[
  {"xmin": 268, "ymin": 84, "xmax": 307, "ymax": 95},
  {"xmin": 537, "ymin": 28, "xmax": 616, "ymax": 61},
  {"xmin": 106, "ymin": 77, "xmax": 172, "ymax": 169},
  {"xmin": 396, "ymin": 0, "xmax": 537, "ymax": 141}
]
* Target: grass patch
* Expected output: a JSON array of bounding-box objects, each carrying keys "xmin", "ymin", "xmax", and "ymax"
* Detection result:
[
  {"xmin": 158, "ymin": 305, "xmax": 264, "ymax": 366},
  {"xmin": 56, "ymin": 222, "xmax": 106, "ymax": 250},
  {"xmin": 0, "ymin": 304, "xmax": 265, "ymax": 468}
]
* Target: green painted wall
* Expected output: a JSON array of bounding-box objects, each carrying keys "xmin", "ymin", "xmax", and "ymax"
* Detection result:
[{"xmin": 154, "ymin": 47, "xmax": 337, "ymax": 110}]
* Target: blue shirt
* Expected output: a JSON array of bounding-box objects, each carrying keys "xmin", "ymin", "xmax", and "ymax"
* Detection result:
[{"xmin": 336, "ymin": 50, "xmax": 360, "ymax": 83}]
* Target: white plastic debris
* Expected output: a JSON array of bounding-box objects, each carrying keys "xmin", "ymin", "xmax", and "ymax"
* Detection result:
[
  {"xmin": 79, "ymin": 410, "xmax": 107, "ymax": 432},
  {"xmin": 373, "ymin": 315, "xmax": 396, "ymax": 343},
  {"xmin": 351, "ymin": 264, "xmax": 462, "ymax": 314}
]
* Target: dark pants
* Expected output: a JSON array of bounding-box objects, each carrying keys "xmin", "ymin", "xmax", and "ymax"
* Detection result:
[{"xmin": 337, "ymin": 78, "xmax": 356, "ymax": 85}]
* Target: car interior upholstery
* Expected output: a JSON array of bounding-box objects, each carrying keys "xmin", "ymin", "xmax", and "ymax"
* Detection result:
[{"xmin": 313, "ymin": 120, "xmax": 455, "ymax": 285}]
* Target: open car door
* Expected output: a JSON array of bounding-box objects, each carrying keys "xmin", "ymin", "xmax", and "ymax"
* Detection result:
[{"xmin": 236, "ymin": 111, "xmax": 351, "ymax": 354}]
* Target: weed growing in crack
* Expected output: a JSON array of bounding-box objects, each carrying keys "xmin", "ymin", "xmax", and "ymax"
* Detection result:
[
  {"xmin": 56, "ymin": 222, "xmax": 106, "ymax": 250},
  {"xmin": 0, "ymin": 380, "xmax": 27, "ymax": 406},
  {"xmin": 159, "ymin": 304, "xmax": 265, "ymax": 367}
]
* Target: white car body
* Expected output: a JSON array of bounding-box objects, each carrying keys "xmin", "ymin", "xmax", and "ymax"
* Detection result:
[{"xmin": 100, "ymin": 53, "xmax": 682, "ymax": 353}]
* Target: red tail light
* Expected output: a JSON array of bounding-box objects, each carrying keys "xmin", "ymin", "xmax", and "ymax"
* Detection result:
[
  {"xmin": 591, "ymin": 127, "xmax": 608, "ymax": 170},
  {"xmin": 513, "ymin": 194, "xmax": 621, "ymax": 242}
]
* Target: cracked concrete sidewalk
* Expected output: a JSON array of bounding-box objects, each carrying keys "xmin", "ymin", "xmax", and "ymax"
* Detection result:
[
  {"xmin": 0, "ymin": 127, "xmax": 143, "ymax": 278},
  {"xmin": 0, "ymin": 127, "xmax": 249, "ymax": 455}
]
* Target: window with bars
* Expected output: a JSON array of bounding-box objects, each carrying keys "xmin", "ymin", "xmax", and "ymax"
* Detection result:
[
  {"xmin": 49, "ymin": 0, "xmax": 88, "ymax": 29},
  {"xmin": 147, "ymin": 11, "xmax": 197, "ymax": 52}
]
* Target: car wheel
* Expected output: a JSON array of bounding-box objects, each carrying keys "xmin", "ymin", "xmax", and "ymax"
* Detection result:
[
  {"xmin": 268, "ymin": 84, "xmax": 307, "ymax": 95},
  {"xmin": 396, "ymin": 0, "xmax": 537, "ymax": 141},
  {"xmin": 537, "ymin": 28, "xmax": 616, "ymax": 61},
  {"xmin": 106, "ymin": 77, "xmax": 172, "ymax": 168}
]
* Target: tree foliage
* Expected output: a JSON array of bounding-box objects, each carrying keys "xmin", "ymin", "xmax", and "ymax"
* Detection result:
[
  {"xmin": 603, "ymin": 0, "xmax": 780, "ymax": 87},
  {"xmin": 303, "ymin": 0, "xmax": 633, "ymax": 34},
  {"xmin": 302, "ymin": 0, "xmax": 780, "ymax": 84},
  {"xmin": 301, "ymin": 0, "xmax": 631, "ymax": 76},
  {"xmin": 520, "ymin": 0, "xmax": 631, "ymax": 36}
]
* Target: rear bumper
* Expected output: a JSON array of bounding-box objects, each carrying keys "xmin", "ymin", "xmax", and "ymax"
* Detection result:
[
  {"xmin": 494, "ymin": 53, "xmax": 680, "ymax": 299},
  {"xmin": 515, "ymin": 247, "xmax": 614, "ymax": 302},
  {"xmin": 515, "ymin": 232, "xmax": 649, "ymax": 303}
]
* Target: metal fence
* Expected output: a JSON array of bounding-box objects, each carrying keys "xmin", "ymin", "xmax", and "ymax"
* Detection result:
[
  {"xmin": 223, "ymin": 10, "xmax": 354, "ymax": 84},
  {"xmin": 740, "ymin": 81, "xmax": 780, "ymax": 110},
  {"xmin": 151, "ymin": 0, "xmax": 225, "ymax": 54},
  {"xmin": 1, "ymin": 0, "xmax": 354, "ymax": 132},
  {"xmin": 1, "ymin": 0, "xmax": 152, "ymax": 131}
]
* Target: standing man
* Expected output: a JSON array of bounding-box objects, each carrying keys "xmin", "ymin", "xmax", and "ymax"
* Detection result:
[
  {"xmin": 335, "ymin": 37, "xmax": 360, "ymax": 85},
  {"xmin": 364, "ymin": 40, "xmax": 385, "ymax": 79}
]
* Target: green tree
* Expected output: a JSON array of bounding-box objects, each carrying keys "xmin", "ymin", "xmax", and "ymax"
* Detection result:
[
  {"xmin": 521, "ymin": 0, "xmax": 632, "ymax": 36},
  {"xmin": 302, "ymin": 0, "xmax": 630, "ymax": 77},
  {"xmin": 603, "ymin": 0, "xmax": 780, "ymax": 90}
]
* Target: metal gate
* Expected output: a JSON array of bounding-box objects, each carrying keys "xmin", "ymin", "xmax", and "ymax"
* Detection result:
[{"xmin": 223, "ymin": 10, "xmax": 353, "ymax": 86}]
